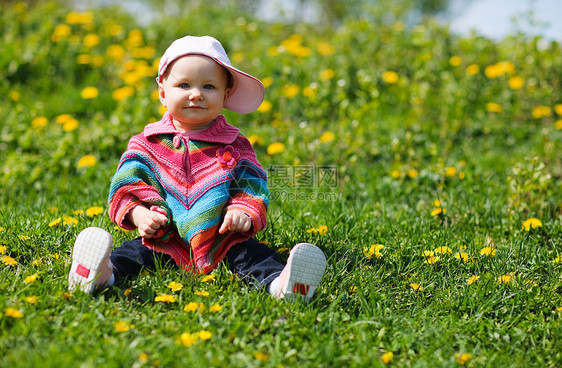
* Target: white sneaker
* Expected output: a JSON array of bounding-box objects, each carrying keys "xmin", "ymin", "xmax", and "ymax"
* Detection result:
[
  {"xmin": 276, "ymin": 243, "xmax": 327, "ymax": 302},
  {"xmin": 68, "ymin": 227, "xmax": 114, "ymax": 294}
]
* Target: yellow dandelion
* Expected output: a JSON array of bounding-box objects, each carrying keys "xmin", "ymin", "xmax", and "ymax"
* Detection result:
[
  {"xmin": 364, "ymin": 244, "xmax": 384, "ymax": 258},
  {"xmin": 449, "ymin": 56, "xmax": 462, "ymax": 67},
  {"xmin": 180, "ymin": 332, "xmax": 198, "ymax": 347},
  {"xmin": 83, "ymin": 33, "xmax": 100, "ymax": 48},
  {"xmin": 381, "ymin": 351, "xmax": 394, "ymax": 364},
  {"xmin": 508, "ymin": 76, "xmax": 524, "ymax": 90},
  {"xmin": 5, "ymin": 307, "xmax": 23, "ymax": 319},
  {"xmin": 247, "ymin": 134, "xmax": 264, "ymax": 146},
  {"xmin": 66, "ymin": 11, "xmax": 94, "ymax": 25},
  {"xmin": 254, "ymin": 352, "xmax": 269, "ymax": 361},
  {"xmin": 80, "ymin": 86, "xmax": 99, "ymax": 99},
  {"xmin": 196, "ymin": 330, "xmax": 212, "ymax": 341},
  {"xmin": 552, "ymin": 256, "xmax": 561, "ymax": 264},
  {"xmin": 407, "ymin": 169, "xmax": 419, "ymax": 178},
  {"xmin": 391, "ymin": 170, "xmax": 401, "ymax": 179},
  {"xmin": 112, "ymin": 86, "xmax": 135, "ymax": 101},
  {"xmin": 114, "ymin": 321, "xmax": 135, "ymax": 332},
  {"xmin": 55, "ymin": 114, "xmax": 72, "ymax": 124},
  {"xmin": 49, "ymin": 218, "xmax": 62, "ymax": 227},
  {"xmin": 306, "ymin": 225, "xmax": 328, "ymax": 235},
  {"xmin": 52, "ymin": 24, "xmax": 71, "ymax": 42},
  {"xmin": 498, "ymin": 274, "xmax": 512, "ymax": 284},
  {"xmin": 465, "ymin": 64, "xmax": 480, "ymax": 75},
  {"xmin": 62, "ymin": 118, "xmax": 79, "ymax": 132},
  {"xmin": 107, "ymin": 44, "xmax": 126, "ymax": 61},
  {"xmin": 77, "ymin": 155, "xmax": 97, "ymax": 168},
  {"xmin": 209, "ymin": 304, "xmax": 222, "ymax": 313},
  {"xmin": 319, "ymin": 131, "xmax": 335, "ymax": 143},
  {"xmin": 24, "ymin": 273, "xmax": 38, "ymax": 284},
  {"xmin": 194, "ymin": 290, "xmax": 209, "ymax": 297},
  {"xmin": 445, "ymin": 166, "xmax": 457, "ymax": 177},
  {"xmin": 124, "ymin": 289, "xmax": 132, "ymax": 296},
  {"xmin": 424, "ymin": 255, "xmax": 440, "ymax": 264},
  {"xmin": 0, "ymin": 245, "xmax": 6, "ymax": 254},
  {"xmin": 319, "ymin": 68, "xmax": 335, "ymax": 80},
  {"xmin": 522, "ymin": 217, "xmax": 542, "ymax": 231},
  {"xmin": 2, "ymin": 256, "xmax": 18, "ymax": 267},
  {"xmin": 32, "ymin": 259, "xmax": 43, "ymax": 266},
  {"xmin": 455, "ymin": 353, "xmax": 472, "ymax": 365},
  {"xmin": 349, "ymin": 286, "xmax": 358, "ymax": 293},
  {"xmin": 282, "ymin": 84, "xmax": 300, "ymax": 98},
  {"xmin": 62, "ymin": 216, "xmax": 78, "ymax": 226},
  {"xmin": 138, "ymin": 352, "xmax": 149, "ymax": 363},
  {"xmin": 267, "ymin": 142, "xmax": 285, "ymax": 155},
  {"xmin": 10, "ymin": 91, "xmax": 21, "ymax": 101},
  {"xmin": 431, "ymin": 207, "xmax": 447, "ymax": 216},
  {"xmin": 467, "ymin": 275, "xmax": 480, "ymax": 285},
  {"xmin": 317, "ymin": 42, "xmax": 335, "ymax": 55},
  {"xmin": 184, "ymin": 302, "xmax": 203, "ymax": 312},
  {"xmin": 455, "ymin": 252, "xmax": 469, "ymax": 262},
  {"xmin": 410, "ymin": 283, "xmax": 423, "ymax": 291},
  {"xmin": 131, "ymin": 46, "xmax": 156, "ymax": 59},
  {"xmin": 434, "ymin": 246, "xmax": 452, "ymax": 254},
  {"xmin": 382, "ymin": 71, "xmax": 399, "ymax": 84},
  {"xmin": 303, "ymin": 84, "xmax": 318, "ymax": 97},
  {"xmin": 532, "ymin": 105, "xmax": 551, "ymax": 119},
  {"xmin": 201, "ymin": 274, "xmax": 215, "ymax": 283},
  {"xmin": 556, "ymin": 120, "xmax": 562, "ymax": 130},
  {"xmin": 480, "ymin": 246, "xmax": 496, "ymax": 256},
  {"xmin": 261, "ymin": 77, "xmax": 273, "ymax": 88},
  {"xmin": 154, "ymin": 294, "xmax": 177, "ymax": 303},
  {"xmin": 32, "ymin": 116, "xmax": 48, "ymax": 128},
  {"xmin": 168, "ymin": 281, "xmax": 184, "ymax": 291},
  {"xmin": 486, "ymin": 102, "xmax": 503, "ymax": 113},
  {"xmin": 86, "ymin": 206, "xmax": 103, "ymax": 217},
  {"xmin": 25, "ymin": 296, "xmax": 38, "ymax": 304},
  {"xmin": 257, "ymin": 100, "xmax": 272, "ymax": 113}
]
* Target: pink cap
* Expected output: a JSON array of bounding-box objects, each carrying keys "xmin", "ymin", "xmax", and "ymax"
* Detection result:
[{"xmin": 157, "ymin": 35, "xmax": 265, "ymax": 114}]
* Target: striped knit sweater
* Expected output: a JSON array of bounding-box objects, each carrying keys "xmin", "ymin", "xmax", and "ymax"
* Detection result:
[{"xmin": 108, "ymin": 112, "xmax": 269, "ymax": 273}]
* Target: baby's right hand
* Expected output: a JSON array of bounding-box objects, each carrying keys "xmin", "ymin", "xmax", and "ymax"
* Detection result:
[{"xmin": 128, "ymin": 206, "xmax": 169, "ymax": 239}]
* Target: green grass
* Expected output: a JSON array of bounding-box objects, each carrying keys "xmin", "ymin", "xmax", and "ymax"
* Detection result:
[{"xmin": 1, "ymin": 1, "xmax": 561, "ymax": 367}]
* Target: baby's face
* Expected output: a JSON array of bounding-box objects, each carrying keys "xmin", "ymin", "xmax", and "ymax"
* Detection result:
[{"xmin": 159, "ymin": 55, "xmax": 231, "ymax": 131}]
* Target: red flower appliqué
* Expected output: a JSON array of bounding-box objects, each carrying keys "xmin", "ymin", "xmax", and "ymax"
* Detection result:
[{"xmin": 216, "ymin": 145, "xmax": 240, "ymax": 168}]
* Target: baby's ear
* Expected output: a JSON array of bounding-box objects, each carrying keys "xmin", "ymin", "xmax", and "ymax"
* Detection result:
[
  {"xmin": 158, "ymin": 83, "xmax": 167, "ymax": 107},
  {"xmin": 223, "ymin": 87, "xmax": 232, "ymax": 105}
]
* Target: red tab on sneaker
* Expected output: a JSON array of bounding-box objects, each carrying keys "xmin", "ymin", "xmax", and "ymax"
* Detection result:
[
  {"xmin": 292, "ymin": 283, "xmax": 309, "ymax": 295},
  {"xmin": 76, "ymin": 264, "xmax": 90, "ymax": 278}
]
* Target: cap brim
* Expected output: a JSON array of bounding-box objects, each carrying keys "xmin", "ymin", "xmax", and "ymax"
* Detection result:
[{"xmin": 216, "ymin": 60, "xmax": 265, "ymax": 114}]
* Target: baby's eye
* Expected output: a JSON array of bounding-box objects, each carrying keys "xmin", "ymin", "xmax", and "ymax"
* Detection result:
[
  {"xmin": 203, "ymin": 84, "xmax": 215, "ymax": 90},
  {"xmin": 179, "ymin": 83, "xmax": 190, "ymax": 89}
]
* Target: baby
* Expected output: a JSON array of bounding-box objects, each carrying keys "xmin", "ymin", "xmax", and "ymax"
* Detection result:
[{"xmin": 68, "ymin": 35, "xmax": 326, "ymax": 301}]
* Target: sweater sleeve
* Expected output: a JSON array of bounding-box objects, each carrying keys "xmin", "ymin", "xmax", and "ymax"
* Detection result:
[
  {"xmin": 107, "ymin": 139, "xmax": 172, "ymax": 231},
  {"xmin": 224, "ymin": 137, "xmax": 269, "ymax": 234}
]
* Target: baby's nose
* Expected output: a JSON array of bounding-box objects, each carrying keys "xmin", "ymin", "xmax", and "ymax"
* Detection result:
[{"xmin": 188, "ymin": 88, "xmax": 202, "ymax": 100}]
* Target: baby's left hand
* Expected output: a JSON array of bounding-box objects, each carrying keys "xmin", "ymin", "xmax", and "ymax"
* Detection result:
[{"xmin": 219, "ymin": 210, "xmax": 252, "ymax": 234}]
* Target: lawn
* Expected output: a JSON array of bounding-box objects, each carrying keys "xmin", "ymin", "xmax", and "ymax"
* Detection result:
[{"xmin": 1, "ymin": 1, "xmax": 561, "ymax": 367}]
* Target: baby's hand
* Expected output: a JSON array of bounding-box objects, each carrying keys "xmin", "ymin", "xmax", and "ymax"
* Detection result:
[
  {"xmin": 219, "ymin": 210, "xmax": 252, "ymax": 234},
  {"xmin": 128, "ymin": 206, "xmax": 169, "ymax": 239}
]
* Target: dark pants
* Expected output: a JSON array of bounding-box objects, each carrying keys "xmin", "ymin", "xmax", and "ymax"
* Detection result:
[{"xmin": 110, "ymin": 237, "xmax": 284, "ymax": 289}]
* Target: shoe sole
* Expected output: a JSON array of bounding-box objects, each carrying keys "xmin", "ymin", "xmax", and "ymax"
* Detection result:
[
  {"xmin": 68, "ymin": 227, "xmax": 113, "ymax": 294},
  {"xmin": 281, "ymin": 243, "xmax": 327, "ymax": 302}
]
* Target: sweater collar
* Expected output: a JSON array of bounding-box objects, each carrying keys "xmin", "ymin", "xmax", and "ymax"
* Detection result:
[{"xmin": 144, "ymin": 112, "xmax": 240, "ymax": 144}]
